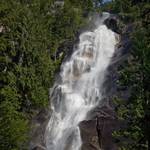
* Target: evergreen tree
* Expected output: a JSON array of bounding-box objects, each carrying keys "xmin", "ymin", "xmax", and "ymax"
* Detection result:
[{"xmin": 0, "ymin": 0, "xmax": 94, "ymax": 149}]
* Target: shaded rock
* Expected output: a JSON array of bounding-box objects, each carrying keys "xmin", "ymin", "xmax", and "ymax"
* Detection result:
[
  {"xmin": 29, "ymin": 108, "xmax": 51, "ymax": 150},
  {"xmin": 104, "ymin": 16, "xmax": 121, "ymax": 34},
  {"xmin": 80, "ymin": 105, "xmax": 118, "ymax": 150},
  {"xmin": 32, "ymin": 145, "xmax": 46, "ymax": 150},
  {"xmin": 80, "ymin": 120, "xmax": 100, "ymax": 150},
  {"xmin": 96, "ymin": 106, "xmax": 118, "ymax": 150}
]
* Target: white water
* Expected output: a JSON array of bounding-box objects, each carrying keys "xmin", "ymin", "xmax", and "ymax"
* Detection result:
[{"xmin": 46, "ymin": 13, "xmax": 117, "ymax": 150}]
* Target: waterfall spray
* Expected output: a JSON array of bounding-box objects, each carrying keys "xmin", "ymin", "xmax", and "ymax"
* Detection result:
[{"xmin": 45, "ymin": 13, "xmax": 118, "ymax": 150}]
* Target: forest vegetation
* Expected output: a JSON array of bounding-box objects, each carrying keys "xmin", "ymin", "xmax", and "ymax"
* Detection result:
[
  {"xmin": 103, "ymin": 0, "xmax": 150, "ymax": 149},
  {"xmin": 0, "ymin": 0, "xmax": 94, "ymax": 149},
  {"xmin": 0, "ymin": 0, "xmax": 149, "ymax": 150}
]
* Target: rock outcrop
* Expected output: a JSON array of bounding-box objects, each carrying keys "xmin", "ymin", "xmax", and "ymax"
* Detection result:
[
  {"xmin": 80, "ymin": 106, "xmax": 118, "ymax": 150},
  {"xmin": 79, "ymin": 16, "xmax": 132, "ymax": 150},
  {"xmin": 104, "ymin": 15, "xmax": 121, "ymax": 34},
  {"xmin": 30, "ymin": 108, "xmax": 50, "ymax": 150}
]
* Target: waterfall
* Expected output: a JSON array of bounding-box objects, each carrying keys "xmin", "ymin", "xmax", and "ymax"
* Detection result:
[{"xmin": 46, "ymin": 13, "xmax": 118, "ymax": 150}]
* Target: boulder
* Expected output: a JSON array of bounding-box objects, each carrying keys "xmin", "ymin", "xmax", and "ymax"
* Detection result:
[
  {"xmin": 80, "ymin": 105, "xmax": 118, "ymax": 150},
  {"xmin": 104, "ymin": 16, "xmax": 120, "ymax": 34}
]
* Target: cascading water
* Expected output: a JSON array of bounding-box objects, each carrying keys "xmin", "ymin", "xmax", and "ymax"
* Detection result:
[{"xmin": 46, "ymin": 13, "xmax": 118, "ymax": 150}]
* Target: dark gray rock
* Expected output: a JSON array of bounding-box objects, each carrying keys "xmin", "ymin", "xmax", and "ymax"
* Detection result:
[
  {"xmin": 29, "ymin": 108, "xmax": 51, "ymax": 150},
  {"xmin": 32, "ymin": 145, "xmax": 46, "ymax": 150},
  {"xmin": 104, "ymin": 16, "xmax": 121, "ymax": 34},
  {"xmin": 80, "ymin": 119, "xmax": 100, "ymax": 150},
  {"xmin": 80, "ymin": 104, "xmax": 118, "ymax": 150}
]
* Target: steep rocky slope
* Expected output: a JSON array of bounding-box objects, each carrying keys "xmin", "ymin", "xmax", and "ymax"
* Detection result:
[{"xmin": 80, "ymin": 16, "xmax": 132, "ymax": 150}]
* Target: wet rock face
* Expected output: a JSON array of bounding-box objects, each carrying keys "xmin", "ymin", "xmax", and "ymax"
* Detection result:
[
  {"xmin": 80, "ymin": 120, "xmax": 100, "ymax": 150},
  {"xmin": 79, "ymin": 16, "xmax": 132, "ymax": 150},
  {"xmin": 104, "ymin": 16, "xmax": 120, "ymax": 34},
  {"xmin": 79, "ymin": 30, "xmax": 119, "ymax": 150},
  {"xmin": 81, "ymin": 26, "xmax": 133, "ymax": 150},
  {"xmin": 80, "ymin": 105, "xmax": 118, "ymax": 150},
  {"xmin": 30, "ymin": 108, "xmax": 50, "ymax": 150}
]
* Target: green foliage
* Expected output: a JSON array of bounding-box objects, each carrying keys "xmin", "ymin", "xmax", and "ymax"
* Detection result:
[
  {"xmin": 0, "ymin": 0, "xmax": 94, "ymax": 149},
  {"xmin": 109, "ymin": 1, "xmax": 150, "ymax": 149},
  {"xmin": 0, "ymin": 86, "xmax": 28, "ymax": 150}
]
